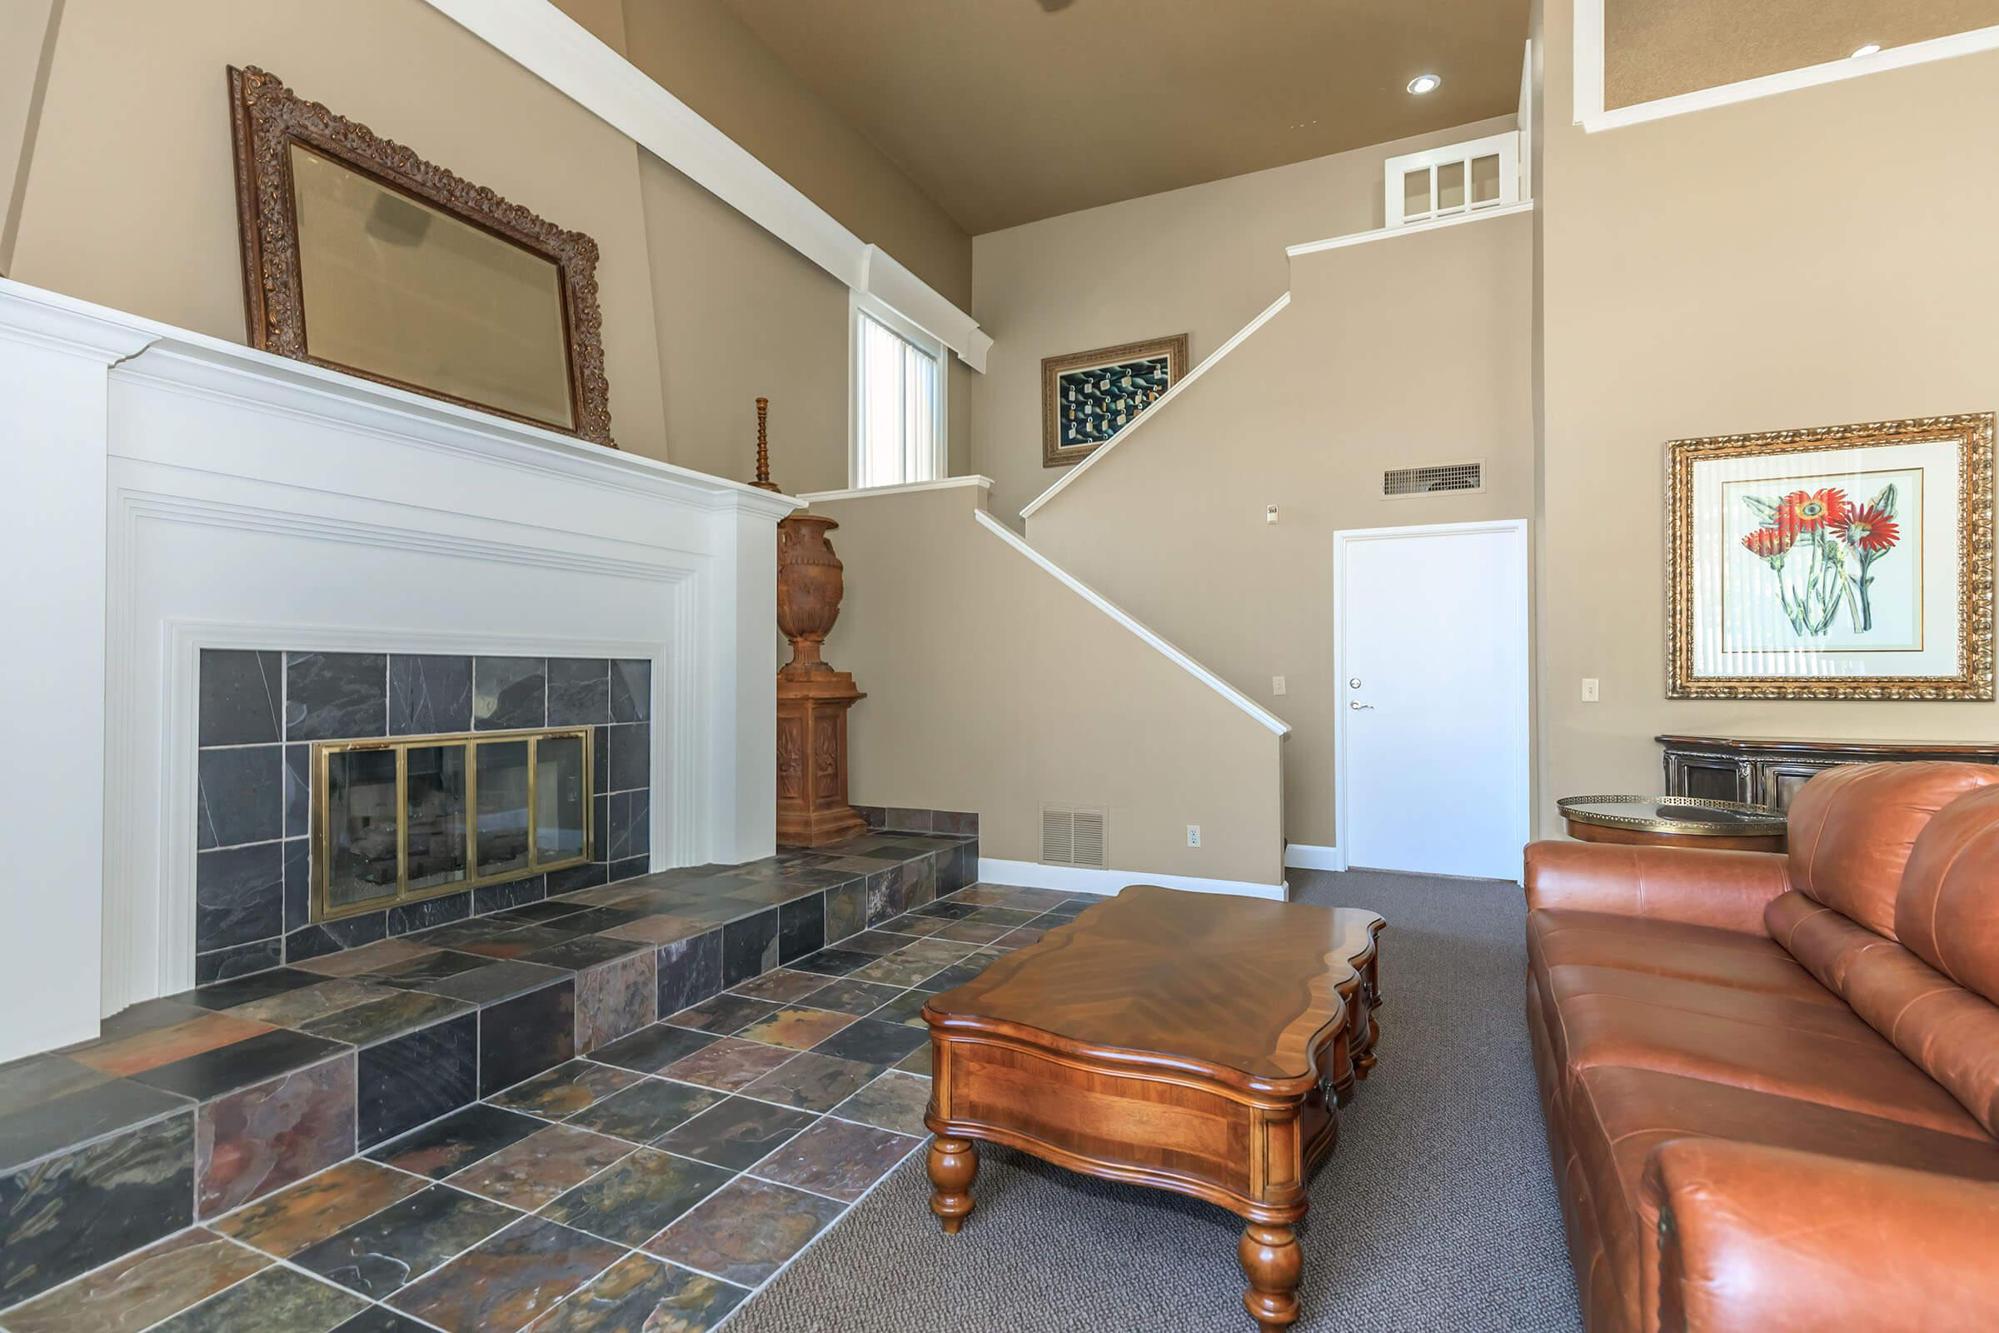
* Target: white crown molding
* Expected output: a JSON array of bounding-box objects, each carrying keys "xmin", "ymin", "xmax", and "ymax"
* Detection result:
[
  {"xmin": 799, "ymin": 474, "xmax": 993, "ymax": 505},
  {"xmin": 1572, "ymin": 5, "xmax": 1999, "ymax": 133},
  {"xmin": 973, "ymin": 509, "xmax": 1290, "ymax": 737},
  {"xmin": 978, "ymin": 858, "xmax": 1286, "ymax": 902},
  {"xmin": 1018, "ymin": 291, "xmax": 1293, "ymax": 521},
  {"xmin": 419, "ymin": 0, "xmax": 988, "ymax": 371}
]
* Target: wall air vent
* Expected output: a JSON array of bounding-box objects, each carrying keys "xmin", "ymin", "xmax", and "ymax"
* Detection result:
[
  {"xmin": 1383, "ymin": 461, "xmax": 1484, "ymax": 499},
  {"xmin": 1040, "ymin": 804, "xmax": 1107, "ymax": 869}
]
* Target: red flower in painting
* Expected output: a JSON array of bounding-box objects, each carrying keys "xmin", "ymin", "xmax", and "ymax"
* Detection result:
[
  {"xmin": 1774, "ymin": 488, "xmax": 1850, "ymax": 535},
  {"xmin": 1741, "ymin": 527, "xmax": 1794, "ymax": 559},
  {"xmin": 1843, "ymin": 505, "xmax": 1900, "ymax": 554}
]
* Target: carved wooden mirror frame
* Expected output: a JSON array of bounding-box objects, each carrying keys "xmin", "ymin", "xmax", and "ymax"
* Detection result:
[{"xmin": 226, "ymin": 65, "xmax": 614, "ymax": 446}]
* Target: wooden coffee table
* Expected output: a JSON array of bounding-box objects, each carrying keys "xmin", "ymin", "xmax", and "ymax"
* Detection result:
[{"xmin": 922, "ymin": 885, "xmax": 1385, "ymax": 1332}]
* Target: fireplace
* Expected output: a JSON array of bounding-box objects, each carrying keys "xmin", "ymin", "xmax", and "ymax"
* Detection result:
[{"xmin": 194, "ymin": 649, "xmax": 656, "ymax": 983}]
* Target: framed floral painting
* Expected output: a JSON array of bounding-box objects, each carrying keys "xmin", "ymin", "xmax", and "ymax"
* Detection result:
[{"xmin": 1667, "ymin": 413, "xmax": 1993, "ymax": 700}]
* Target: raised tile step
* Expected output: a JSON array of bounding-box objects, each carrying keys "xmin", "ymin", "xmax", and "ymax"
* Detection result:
[{"xmin": 0, "ymin": 832, "xmax": 975, "ymax": 1310}]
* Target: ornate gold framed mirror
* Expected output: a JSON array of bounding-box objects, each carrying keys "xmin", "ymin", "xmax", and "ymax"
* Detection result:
[{"xmin": 227, "ymin": 66, "xmax": 613, "ymax": 445}]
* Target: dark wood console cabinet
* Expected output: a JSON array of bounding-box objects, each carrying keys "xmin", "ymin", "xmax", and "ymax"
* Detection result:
[{"xmin": 1659, "ymin": 735, "xmax": 1999, "ymax": 812}]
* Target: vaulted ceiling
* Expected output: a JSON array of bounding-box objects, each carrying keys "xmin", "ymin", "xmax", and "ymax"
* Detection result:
[{"xmin": 720, "ymin": 0, "xmax": 1532, "ymax": 234}]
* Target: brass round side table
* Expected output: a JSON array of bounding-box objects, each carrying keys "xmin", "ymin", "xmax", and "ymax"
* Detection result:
[{"xmin": 1556, "ymin": 795, "xmax": 1787, "ymax": 853}]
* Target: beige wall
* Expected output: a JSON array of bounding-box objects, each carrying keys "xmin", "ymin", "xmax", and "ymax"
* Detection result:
[
  {"xmin": 638, "ymin": 154, "xmax": 850, "ymax": 492},
  {"xmin": 618, "ymin": 0, "xmax": 972, "ymax": 309},
  {"xmin": 1537, "ymin": 0, "xmax": 1999, "ymax": 834},
  {"xmin": 969, "ymin": 117, "xmax": 1517, "ymax": 525},
  {"xmin": 1027, "ymin": 213, "xmax": 1535, "ymax": 850},
  {"xmin": 0, "ymin": 0, "xmax": 60, "ymax": 276},
  {"xmin": 812, "ymin": 482, "xmax": 1287, "ymax": 888}
]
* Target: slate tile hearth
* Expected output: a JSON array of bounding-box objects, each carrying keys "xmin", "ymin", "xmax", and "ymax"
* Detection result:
[{"xmin": 0, "ymin": 830, "xmax": 1074, "ymax": 1330}]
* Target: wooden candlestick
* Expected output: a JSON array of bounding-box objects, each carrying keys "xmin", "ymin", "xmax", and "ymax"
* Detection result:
[{"xmin": 751, "ymin": 396, "xmax": 779, "ymax": 492}]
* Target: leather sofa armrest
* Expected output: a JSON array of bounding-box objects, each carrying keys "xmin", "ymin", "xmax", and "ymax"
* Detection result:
[
  {"xmin": 1646, "ymin": 1139, "xmax": 1999, "ymax": 1333},
  {"xmin": 1523, "ymin": 841, "xmax": 1789, "ymax": 934}
]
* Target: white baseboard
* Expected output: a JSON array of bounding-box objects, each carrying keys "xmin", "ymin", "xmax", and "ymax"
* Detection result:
[
  {"xmin": 1283, "ymin": 842, "xmax": 1347, "ymax": 872},
  {"xmin": 976, "ymin": 858, "xmax": 1287, "ymax": 902}
]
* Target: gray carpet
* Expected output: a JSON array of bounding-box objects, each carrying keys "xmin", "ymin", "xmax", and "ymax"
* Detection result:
[{"xmin": 729, "ymin": 870, "xmax": 1581, "ymax": 1332}]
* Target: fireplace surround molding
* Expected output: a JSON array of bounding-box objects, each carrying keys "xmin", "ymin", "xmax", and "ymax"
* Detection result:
[{"xmin": 0, "ymin": 276, "xmax": 799, "ymax": 1062}]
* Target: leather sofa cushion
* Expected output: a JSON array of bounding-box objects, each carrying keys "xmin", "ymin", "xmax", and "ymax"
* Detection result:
[
  {"xmin": 1778, "ymin": 889, "xmax": 1999, "ymax": 1138},
  {"xmin": 1785, "ymin": 762, "xmax": 1999, "ymax": 939},
  {"xmin": 1528, "ymin": 909, "xmax": 1825, "ymax": 1001},
  {"xmin": 1898, "ymin": 784, "xmax": 1999, "ymax": 1004},
  {"xmin": 1538, "ymin": 965, "xmax": 1851, "ymax": 1072},
  {"xmin": 1566, "ymin": 1065, "xmax": 1999, "ymax": 1333},
  {"xmin": 1550, "ymin": 985, "xmax": 1988, "ymax": 1139}
]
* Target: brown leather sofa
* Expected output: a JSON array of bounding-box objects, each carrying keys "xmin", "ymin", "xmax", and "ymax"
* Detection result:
[{"xmin": 1524, "ymin": 762, "xmax": 1999, "ymax": 1332}]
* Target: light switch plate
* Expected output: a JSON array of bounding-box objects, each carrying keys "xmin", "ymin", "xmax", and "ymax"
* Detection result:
[
  {"xmin": 1581, "ymin": 677, "xmax": 1600, "ymax": 702},
  {"xmin": 1272, "ymin": 675, "xmax": 1287, "ymax": 696}
]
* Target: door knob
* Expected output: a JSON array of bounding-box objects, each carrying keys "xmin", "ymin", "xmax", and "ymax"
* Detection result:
[
  {"xmin": 1349, "ymin": 701, "xmax": 1373, "ymax": 710},
  {"xmin": 1349, "ymin": 677, "xmax": 1362, "ymax": 688}
]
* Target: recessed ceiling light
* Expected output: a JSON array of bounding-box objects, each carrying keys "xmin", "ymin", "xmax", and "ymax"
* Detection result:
[
  {"xmin": 1850, "ymin": 42, "xmax": 1882, "ymax": 58},
  {"xmin": 1407, "ymin": 73, "xmax": 1442, "ymax": 95}
]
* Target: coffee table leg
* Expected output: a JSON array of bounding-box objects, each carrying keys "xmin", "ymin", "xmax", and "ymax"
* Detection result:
[
  {"xmin": 1238, "ymin": 1222, "xmax": 1301, "ymax": 1331},
  {"xmin": 928, "ymin": 1135, "xmax": 978, "ymax": 1234}
]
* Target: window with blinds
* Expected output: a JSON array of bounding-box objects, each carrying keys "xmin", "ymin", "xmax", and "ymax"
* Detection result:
[{"xmin": 853, "ymin": 300, "xmax": 945, "ymax": 489}]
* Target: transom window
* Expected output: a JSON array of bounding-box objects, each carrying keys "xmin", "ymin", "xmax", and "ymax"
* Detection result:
[{"xmin": 851, "ymin": 294, "xmax": 946, "ymax": 489}]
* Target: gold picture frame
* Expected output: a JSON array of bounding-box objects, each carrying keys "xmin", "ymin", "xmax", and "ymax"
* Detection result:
[
  {"xmin": 1041, "ymin": 333, "xmax": 1189, "ymax": 468},
  {"xmin": 227, "ymin": 66, "xmax": 614, "ymax": 445},
  {"xmin": 1666, "ymin": 413, "xmax": 1994, "ymax": 700}
]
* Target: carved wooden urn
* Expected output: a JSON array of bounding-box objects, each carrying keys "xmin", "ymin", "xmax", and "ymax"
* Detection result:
[{"xmin": 765, "ymin": 403, "xmax": 867, "ymax": 846}]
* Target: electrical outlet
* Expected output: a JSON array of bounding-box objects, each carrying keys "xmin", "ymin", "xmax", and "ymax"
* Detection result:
[
  {"xmin": 1581, "ymin": 677, "xmax": 1600, "ymax": 703},
  {"xmin": 1187, "ymin": 824, "xmax": 1201, "ymax": 847},
  {"xmin": 1272, "ymin": 675, "xmax": 1287, "ymax": 696}
]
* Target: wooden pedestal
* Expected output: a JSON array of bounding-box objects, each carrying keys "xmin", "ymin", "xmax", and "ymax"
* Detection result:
[{"xmin": 775, "ymin": 669, "xmax": 868, "ymax": 847}]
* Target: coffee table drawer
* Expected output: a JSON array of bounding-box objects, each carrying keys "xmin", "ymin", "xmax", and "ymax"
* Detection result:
[{"xmin": 933, "ymin": 1037, "xmax": 1254, "ymax": 1195}]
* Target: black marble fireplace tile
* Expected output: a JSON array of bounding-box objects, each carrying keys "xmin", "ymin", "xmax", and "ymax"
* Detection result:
[
  {"xmin": 0, "ymin": 1109, "xmax": 194, "ymax": 1305},
  {"xmin": 129, "ymin": 1029, "xmax": 349, "ymax": 1101},
  {"xmin": 284, "ymin": 743, "xmax": 311, "ymax": 839},
  {"xmin": 473, "ymin": 874, "xmax": 547, "ymax": 916},
  {"xmin": 357, "ymin": 1013, "xmax": 477, "ymax": 1149},
  {"xmin": 195, "ymin": 841, "xmax": 284, "ymax": 952},
  {"xmin": 546, "ymin": 862, "xmax": 610, "ymax": 897},
  {"xmin": 777, "ymin": 895, "xmax": 826, "ymax": 965},
  {"xmin": 592, "ymin": 724, "xmax": 610, "ymax": 795},
  {"xmin": 610, "ymin": 855, "xmax": 651, "ymax": 884},
  {"xmin": 473, "ymin": 656, "xmax": 545, "ymax": 731},
  {"xmin": 387, "ymin": 891, "xmax": 471, "ymax": 937},
  {"xmin": 607, "ymin": 723, "xmax": 650, "ymax": 793},
  {"xmin": 477, "ymin": 980, "xmax": 576, "ymax": 1096},
  {"xmin": 609, "ymin": 790, "xmax": 651, "ymax": 862},
  {"xmin": 200, "ymin": 649, "xmax": 283, "ymax": 747},
  {"xmin": 286, "ymin": 653, "xmax": 388, "ymax": 742},
  {"xmin": 593, "ymin": 793, "xmax": 610, "ymax": 863},
  {"xmin": 197, "ymin": 938, "xmax": 284, "ymax": 986},
  {"xmin": 286, "ymin": 912, "xmax": 388, "ymax": 965},
  {"xmin": 722, "ymin": 909, "xmax": 780, "ymax": 988},
  {"xmin": 610, "ymin": 658, "xmax": 651, "ymax": 723},
  {"xmin": 547, "ymin": 657, "xmax": 610, "ymax": 726},
  {"xmin": 196, "ymin": 745, "xmax": 283, "ymax": 851},
  {"xmin": 389, "ymin": 654, "xmax": 472, "ymax": 736},
  {"xmin": 656, "ymin": 930, "xmax": 724, "ymax": 1015},
  {"xmin": 282, "ymin": 838, "xmax": 312, "ymax": 934},
  {"xmin": 176, "ymin": 966, "xmax": 326, "ymax": 1012}
]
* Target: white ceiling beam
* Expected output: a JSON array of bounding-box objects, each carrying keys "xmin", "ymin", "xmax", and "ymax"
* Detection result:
[{"xmin": 420, "ymin": 0, "xmax": 987, "ymax": 371}]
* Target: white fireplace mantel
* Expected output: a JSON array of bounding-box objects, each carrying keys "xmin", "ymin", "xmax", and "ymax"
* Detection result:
[{"xmin": 0, "ymin": 277, "xmax": 799, "ymax": 1062}]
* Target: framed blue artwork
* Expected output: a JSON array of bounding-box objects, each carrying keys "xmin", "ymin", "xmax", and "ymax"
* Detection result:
[{"xmin": 1041, "ymin": 333, "xmax": 1189, "ymax": 467}]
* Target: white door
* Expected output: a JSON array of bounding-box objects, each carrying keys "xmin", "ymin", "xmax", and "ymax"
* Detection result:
[{"xmin": 1336, "ymin": 520, "xmax": 1529, "ymax": 880}]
